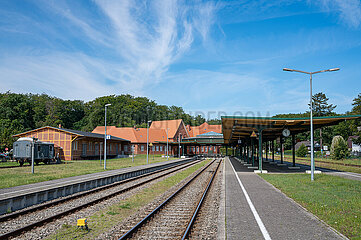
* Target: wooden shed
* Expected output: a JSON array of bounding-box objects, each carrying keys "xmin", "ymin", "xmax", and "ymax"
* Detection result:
[{"xmin": 13, "ymin": 126, "xmax": 131, "ymax": 160}]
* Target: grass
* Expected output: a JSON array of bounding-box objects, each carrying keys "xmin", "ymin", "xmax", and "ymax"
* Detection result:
[
  {"xmin": 46, "ymin": 160, "xmax": 210, "ymax": 240},
  {"xmin": 0, "ymin": 155, "xmax": 176, "ymax": 189},
  {"xmin": 273, "ymin": 154, "xmax": 361, "ymax": 173},
  {"xmin": 0, "ymin": 161, "xmax": 19, "ymax": 167},
  {"xmin": 260, "ymin": 173, "xmax": 361, "ymax": 239}
]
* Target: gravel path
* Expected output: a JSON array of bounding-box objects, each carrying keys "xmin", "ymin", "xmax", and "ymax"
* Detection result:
[
  {"xmin": 3, "ymin": 160, "xmax": 201, "ymax": 240},
  {"xmin": 110, "ymin": 159, "xmax": 221, "ymax": 240}
]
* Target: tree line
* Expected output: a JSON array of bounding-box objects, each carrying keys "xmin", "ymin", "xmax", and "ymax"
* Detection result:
[
  {"xmin": 274, "ymin": 92, "xmax": 361, "ymax": 151},
  {"xmin": 1, "ymin": 91, "xmax": 360, "ymax": 152},
  {"xmin": 0, "ymin": 92, "xmax": 219, "ymax": 150}
]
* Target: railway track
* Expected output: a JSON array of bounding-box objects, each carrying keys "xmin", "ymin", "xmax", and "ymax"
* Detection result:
[
  {"xmin": 0, "ymin": 158, "xmax": 203, "ymax": 240},
  {"xmin": 118, "ymin": 159, "xmax": 222, "ymax": 240}
]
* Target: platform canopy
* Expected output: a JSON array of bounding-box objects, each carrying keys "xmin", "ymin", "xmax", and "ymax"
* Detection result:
[{"xmin": 222, "ymin": 115, "xmax": 361, "ymax": 145}]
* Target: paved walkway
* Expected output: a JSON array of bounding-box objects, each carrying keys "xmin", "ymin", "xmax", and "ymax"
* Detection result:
[
  {"xmin": 0, "ymin": 158, "xmax": 189, "ymax": 198},
  {"xmin": 225, "ymin": 157, "xmax": 346, "ymax": 240}
]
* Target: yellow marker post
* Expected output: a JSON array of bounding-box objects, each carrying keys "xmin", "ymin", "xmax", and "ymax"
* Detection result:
[{"xmin": 77, "ymin": 218, "xmax": 88, "ymax": 230}]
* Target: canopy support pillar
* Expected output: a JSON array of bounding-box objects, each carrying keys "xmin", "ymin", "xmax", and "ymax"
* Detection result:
[
  {"xmin": 280, "ymin": 135, "xmax": 284, "ymax": 164},
  {"xmin": 272, "ymin": 140, "xmax": 275, "ymax": 162},
  {"xmin": 292, "ymin": 134, "xmax": 296, "ymax": 167},
  {"xmin": 257, "ymin": 127, "xmax": 266, "ymax": 171},
  {"xmin": 265, "ymin": 141, "xmax": 268, "ymax": 161},
  {"xmin": 251, "ymin": 138, "xmax": 255, "ymax": 167}
]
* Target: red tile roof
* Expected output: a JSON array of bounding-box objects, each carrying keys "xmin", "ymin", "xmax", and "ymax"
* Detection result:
[
  {"xmin": 187, "ymin": 122, "xmax": 222, "ymax": 137},
  {"xmin": 149, "ymin": 119, "xmax": 184, "ymax": 138},
  {"xmin": 92, "ymin": 120, "xmax": 221, "ymax": 143},
  {"xmin": 92, "ymin": 126, "xmax": 167, "ymax": 143}
]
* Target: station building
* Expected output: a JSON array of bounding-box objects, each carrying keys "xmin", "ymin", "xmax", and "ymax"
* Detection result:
[
  {"xmin": 13, "ymin": 126, "xmax": 131, "ymax": 161},
  {"xmin": 93, "ymin": 120, "xmax": 224, "ymax": 156},
  {"xmin": 93, "ymin": 119, "xmax": 189, "ymax": 156}
]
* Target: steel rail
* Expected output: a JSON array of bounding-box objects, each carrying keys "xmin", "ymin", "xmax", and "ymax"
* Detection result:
[
  {"xmin": 182, "ymin": 159, "xmax": 221, "ymax": 239},
  {"xmin": 0, "ymin": 158, "xmax": 197, "ymax": 222},
  {"xmin": 0, "ymin": 159, "xmax": 200, "ymax": 240},
  {"xmin": 118, "ymin": 159, "xmax": 217, "ymax": 240}
]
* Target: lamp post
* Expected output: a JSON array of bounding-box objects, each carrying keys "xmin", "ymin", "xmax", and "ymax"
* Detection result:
[
  {"xmin": 146, "ymin": 120, "xmax": 152, "ymax": 164},
  {"xmin": 104, "ymin": 103, "xmax": 111, "ymax": 170},
  {"xmin": 166, "ymin": 128, "xmax": 169, "ymax": 160},
  {"xmin": 283, "ymin": 67, "xmax": 339, "ymax": 181},
  {"xmin": 178, "ymin": 134, "xmax": 182, "ymax": 158}
]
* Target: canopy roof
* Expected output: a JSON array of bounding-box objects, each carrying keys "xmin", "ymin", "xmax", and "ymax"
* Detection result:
[{"xmin": 222, "ymin": 115, "xmax": 361, "ymax": 145}]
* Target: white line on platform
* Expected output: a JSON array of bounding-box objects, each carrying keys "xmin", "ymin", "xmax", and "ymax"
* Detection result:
[{"xmin": 228, "ymin": 158, "xmax": 272, "ymax": 240}]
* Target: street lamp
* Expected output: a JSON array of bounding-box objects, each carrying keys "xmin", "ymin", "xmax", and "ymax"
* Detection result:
[
  {"xmin": 178, "ymin": 134, "xmax": 182, "ymax": 158},
  {"xmin": 104, "ymin": 103, "xmax": 111, "ymax": 170},
  {"xmin": 146, "ymin": 120, "xmax": 152, "ymax": 164},
  {"xmin": 166, "ymin": 128, "xmax": 169, "ymax": 160},
  {"xmin": 283, "ymin": 67, "xmax": 339, "ymax": 181}
]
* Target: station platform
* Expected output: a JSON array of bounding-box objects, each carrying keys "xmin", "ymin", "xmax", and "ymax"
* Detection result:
[
  {"xmin": 224, "ymin": 157, "xmax": 346, "ymax": 240},
  {"xmin": 0, "ymin": 157, "xmax": 194, "ymax": 215},
  {"xmin": 233, "ymin": 157, "xmax": 361, "ymax": 182}
]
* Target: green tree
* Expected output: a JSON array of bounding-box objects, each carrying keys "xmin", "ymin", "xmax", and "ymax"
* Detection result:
[
  {"xmin": 296, "ymin": 143, "xmax": 308, "ymax": 157},
  {"xmin": 352, "ymin": 93, "xmax": 361, "ymax": 115},
  {"xmin": 330, "ymin": 136, "xmax": 349, "ymax": 160},
  {"xmin": 0, "ymin": 92, "xmax": 35, "ymax": 150},
  {"xmin": 351, "ymin": 93, "xmax": 361, "ymax": 145},
  {"xmin": 311, "ymin": 92, "xmax": 336, "ymax": 117}
]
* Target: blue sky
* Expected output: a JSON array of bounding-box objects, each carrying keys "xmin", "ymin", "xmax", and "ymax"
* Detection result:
[{"xmin": 1, "ymin": 0, "xmax": 361, "ymax": 119}]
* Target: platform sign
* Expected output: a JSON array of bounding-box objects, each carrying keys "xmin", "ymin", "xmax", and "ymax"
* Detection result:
[
  {"xmin": 106, "ymin": 135, "xmax": 111, "ymax": 139},
  {"xmin": 250, "ymin": 131, "xmax": 257, "ymax": 137},
  {"xmin": 238, "ymin": 140, "xmax": 242, "ymax": 144}
]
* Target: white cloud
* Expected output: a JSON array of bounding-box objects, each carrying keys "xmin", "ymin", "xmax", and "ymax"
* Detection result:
[
  {"xmin": 0, "ymin": 53, "xmax": 114, "ymax": 100},
  {"xmin": 0, "ymin": 0, "xmax": 218, "ymax": 100},
  {"xmin": 91, "ymin": 0, "xmax": 217, "ymax": 87},
  {"xmin": 316, "ymin": 0, "xmax": 361, "ymax": 28}
]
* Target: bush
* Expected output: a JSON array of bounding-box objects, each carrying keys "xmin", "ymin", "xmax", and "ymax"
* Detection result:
[
  {"xmin": 296, "ymin": 143, "xmax": 308, "ymax": 157},
  {"xmin": 331, "ymin": 136, "xmax": 350, "ymax": 160}
]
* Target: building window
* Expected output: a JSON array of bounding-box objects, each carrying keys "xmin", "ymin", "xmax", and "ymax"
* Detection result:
[
  {"xmin": 214, "ymin": 146, "xmax": 216, "ymax": 151},
  {"xmin": 152, "ymin": 146, "xmax": 155, "ymax": 151},
  {"xmin": 141, "ymin": 145, "xmax": 144, "ymax": 151},
  {"xmin": 72, "ymin": 141, "xmax": 78, "ymax": 150},
  {"xmin": 160, "ymin": 146, "xmax": 163, "ymax": 151},
  {"xmin": 156, "ymin": 146, "xmax": 159, "ymax": 151},
  {"xmin": 124, "ymin": 145, "xmax": 128, "ymax": 152}
]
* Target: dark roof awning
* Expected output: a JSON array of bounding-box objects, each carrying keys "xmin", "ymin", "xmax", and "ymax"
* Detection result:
[
  {"xmin": 222, "ymin": 115, "xmax": 361, "ymax": 145},
  {"xmin": 13, "ymin": 126, "xmax": 131, "ymax": 142}
]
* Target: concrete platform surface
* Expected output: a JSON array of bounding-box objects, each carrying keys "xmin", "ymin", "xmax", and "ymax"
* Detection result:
[
  {"xmin": 225, "ymin": 157, "xmax": 346, "ymax": 240},
  {"xmin": 0, "ymin": 157, "xmax": 190, "ymax": 198},
  {"xmin": 0, "ymin": 157, "xmax": 194, "ymax": 214}
]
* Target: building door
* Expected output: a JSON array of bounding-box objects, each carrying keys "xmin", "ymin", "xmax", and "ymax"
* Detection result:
[
  {"xmin": 95, "ymin": 143, "xmax": 99, "ymax": 155},
  {"xmin": 82, "ymin": 144, "xmax": 87, "ymax": 156}
]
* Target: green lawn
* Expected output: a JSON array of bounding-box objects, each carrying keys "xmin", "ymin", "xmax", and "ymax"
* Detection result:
[
  {"xmin": 273, "ymin": 154, "xmax": 361, "ymax": 174},
  {"xmin": 260, "ymin": 174, "xmax": 361, "ymax": 239},
  {"xmin": 0, "ymin": 161, "xmax": 19, "ymax": 167},
  {"xmin": 47, "ymin": 160, "xmax": 209, "ymax": 240},
  {"xmin": 0, "ymin": 155, "xmax": 176, "ymax": 189}
]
